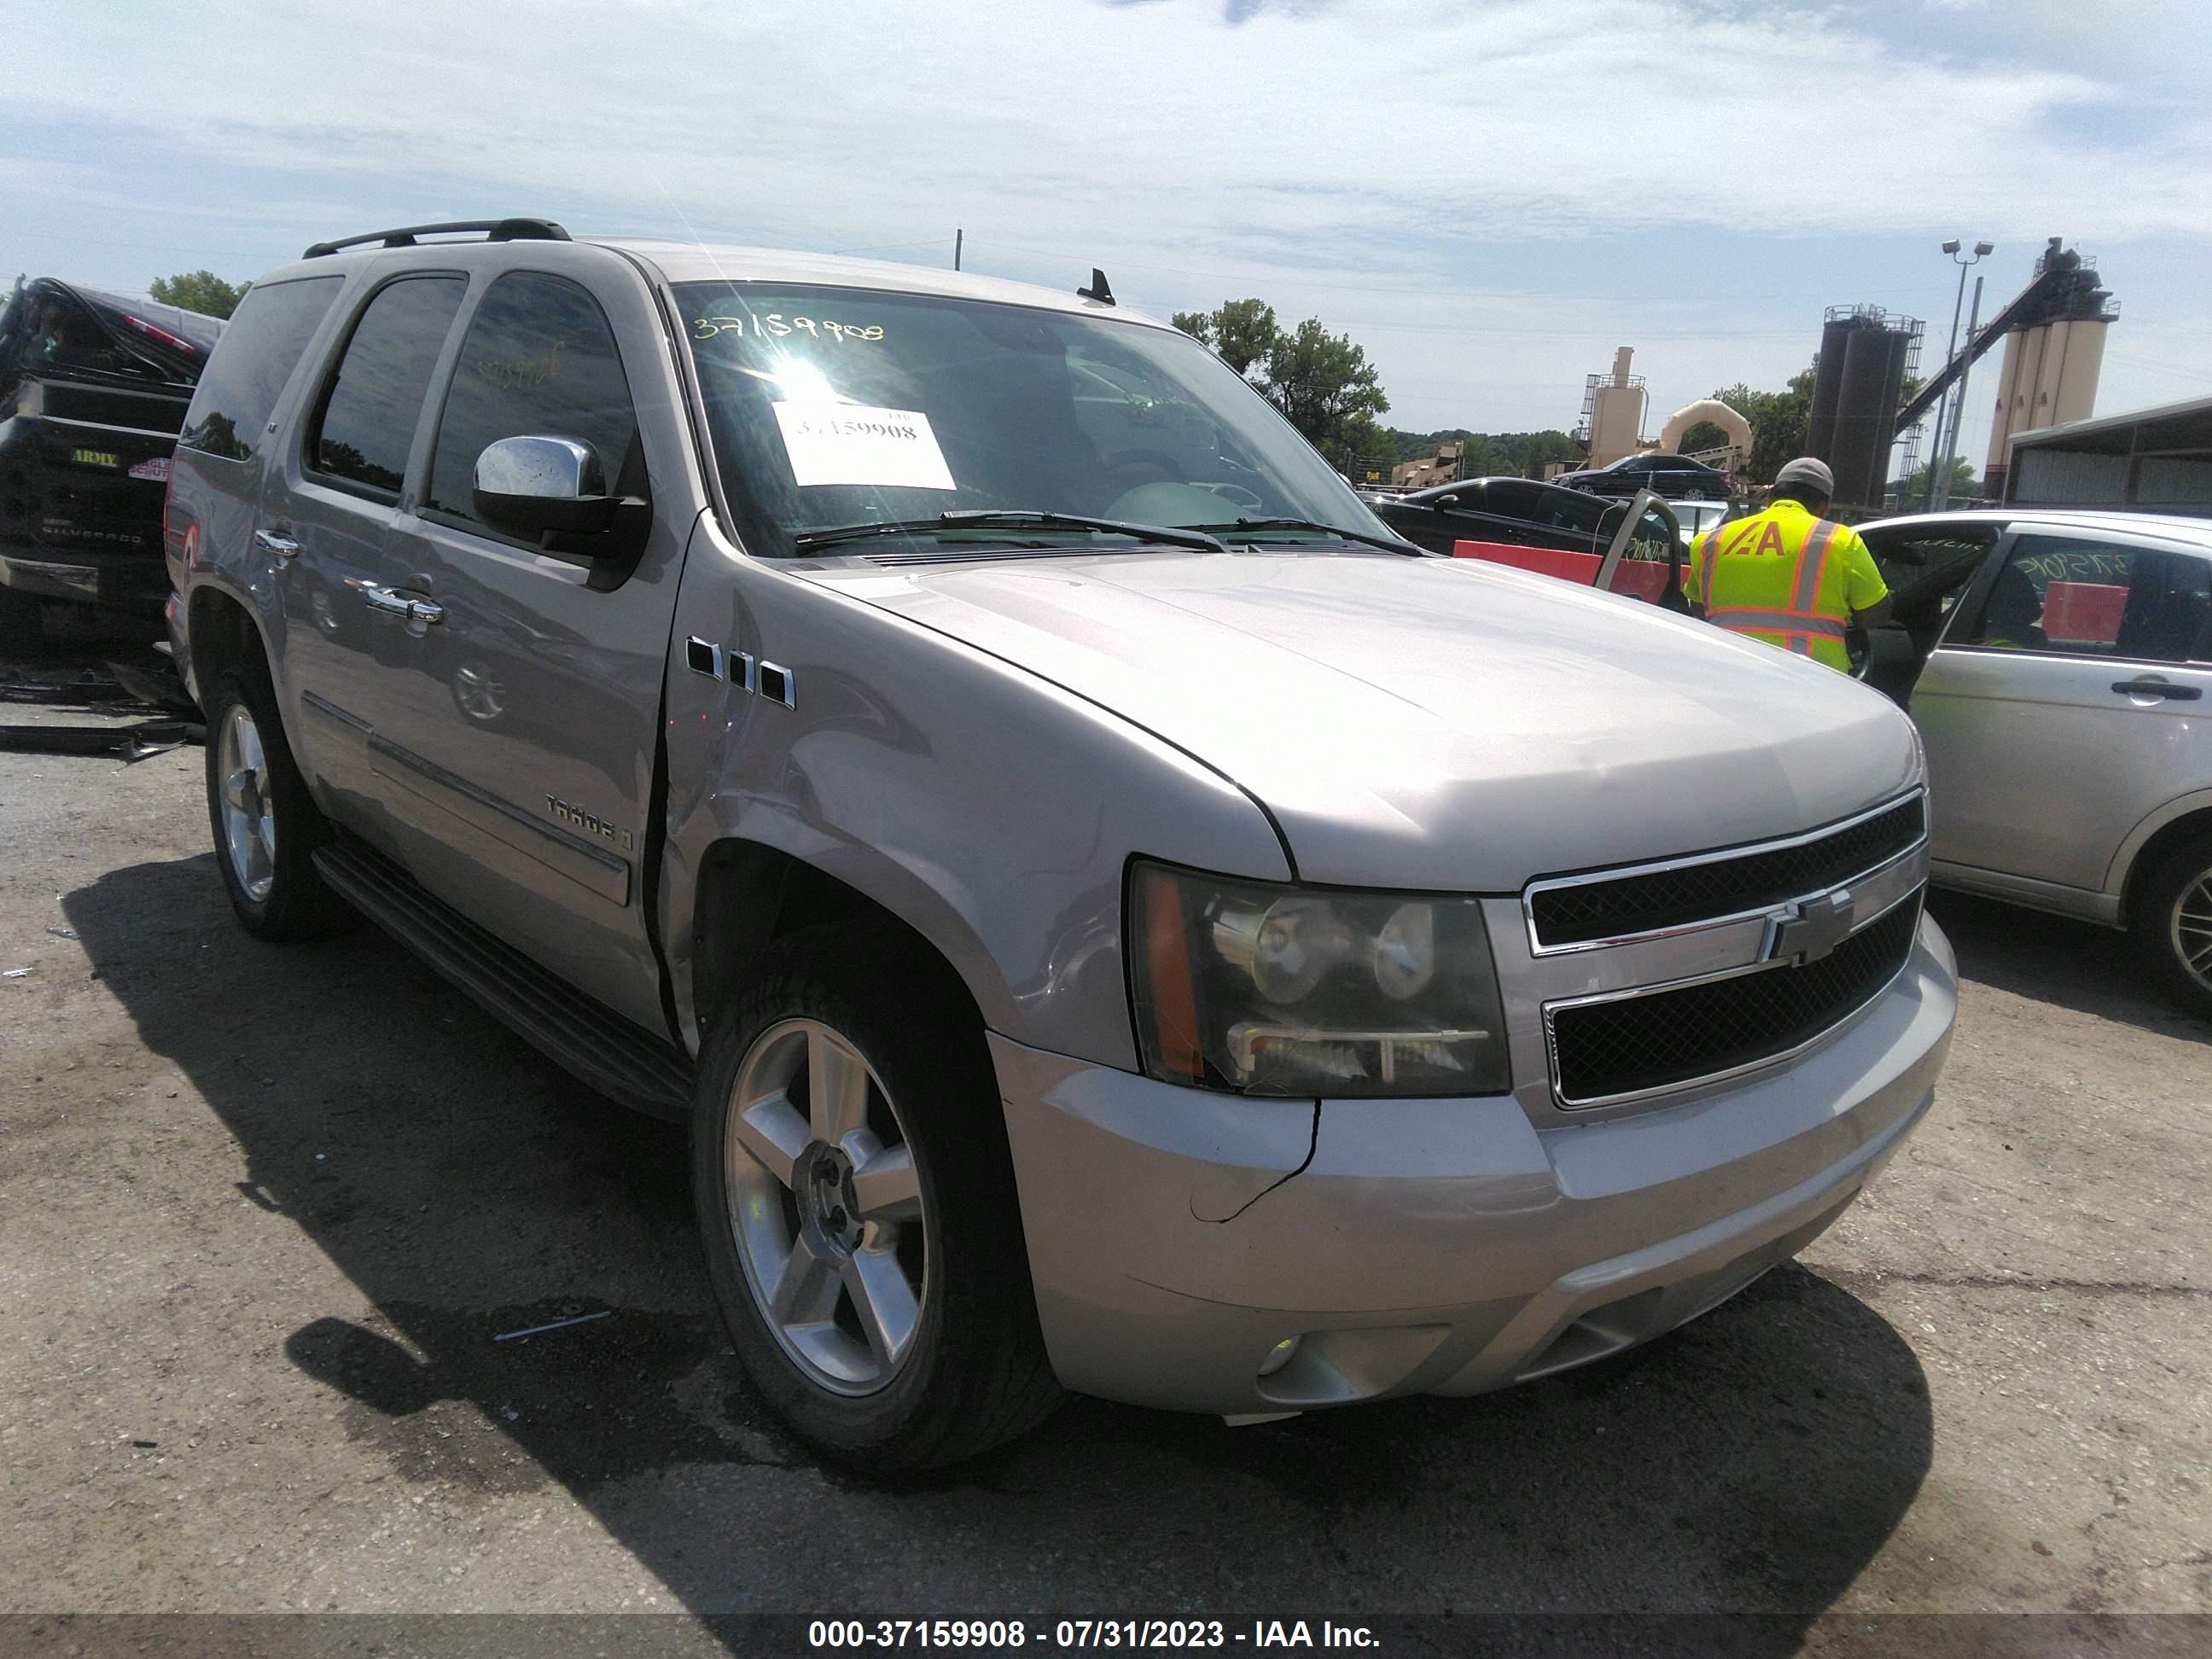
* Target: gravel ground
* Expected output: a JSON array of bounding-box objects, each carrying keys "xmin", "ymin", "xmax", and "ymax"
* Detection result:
[{"xmin": 2, "ymin": 650, "xmax": 2206, "ymax": 1654}]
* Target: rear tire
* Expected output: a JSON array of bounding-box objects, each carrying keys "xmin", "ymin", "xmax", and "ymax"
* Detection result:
[
  {"xmin": 201, "ymin": 659, "xmax": 353, "ymax": 940},
  {"xmin": 2131, "ymin": 835, "xmax": 2212, "ymax": 1021},
  {"xmin": 691, "ymin": 922, "xmax": 1062, "ymax": 1472}
]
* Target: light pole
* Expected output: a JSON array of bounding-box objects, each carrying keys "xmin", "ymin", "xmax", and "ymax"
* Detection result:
[
  {"xmin": 1928, "ymin": 238, "xmax": 1994, "ymax": 508},
  {"xmin": 1933, "ymin": 273, "xmax": 1986, "ymax": 511}
]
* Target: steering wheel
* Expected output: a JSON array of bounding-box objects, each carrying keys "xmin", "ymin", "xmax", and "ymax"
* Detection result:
[{"xmin": 1195, "ymin": 481, "xmax": 1264, "ymax": 510}]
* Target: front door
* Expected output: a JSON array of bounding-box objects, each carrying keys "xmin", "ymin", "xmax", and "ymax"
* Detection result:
[
  {"xmin": 1914, "ymin": 527, "xmax": 2212, "ymax": 895},
  {"xmin": 358, "ymin": 259, "xmax": 692, "ymax": 1033}
]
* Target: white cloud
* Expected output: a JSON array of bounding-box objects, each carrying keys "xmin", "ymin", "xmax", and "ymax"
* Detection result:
[
  {"xmin": 15, "ymin": 1, "xmax": 2207, "ymax": 250},
  {"xmin": 7, "ymin": 0, "xmax": 2205, "ymax": 433}
]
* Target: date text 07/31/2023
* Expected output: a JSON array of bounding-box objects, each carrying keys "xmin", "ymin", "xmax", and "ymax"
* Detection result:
[{"xmin": 805, "ymin": 1617, "xmax": 1379, "ymax": 1650}]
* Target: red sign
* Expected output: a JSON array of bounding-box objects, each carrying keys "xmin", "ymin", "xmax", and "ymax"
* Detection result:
[{"xmin": 2042, "ymin": 580, "xmax": 2128, "ymax": 646}]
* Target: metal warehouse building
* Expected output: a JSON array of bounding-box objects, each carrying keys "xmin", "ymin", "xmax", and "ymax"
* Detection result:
[{"xmin": 2003, "ymin": 393, "xmax": 2212, "ymax": 513}]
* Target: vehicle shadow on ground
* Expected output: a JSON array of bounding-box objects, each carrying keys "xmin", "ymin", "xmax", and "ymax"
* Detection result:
[
  {"xmin": 68, "ymin": 853, "xmax": 1932, "ymax": 1644},
  {"xmin": 1927, "ymin": 890, "xmax": 2209, "ymax": 1045}
]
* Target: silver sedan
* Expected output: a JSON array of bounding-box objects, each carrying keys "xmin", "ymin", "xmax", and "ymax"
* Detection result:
[{"xmin": 1858, "ymin": 508, "xmax": 2212, "ymax": 1016}]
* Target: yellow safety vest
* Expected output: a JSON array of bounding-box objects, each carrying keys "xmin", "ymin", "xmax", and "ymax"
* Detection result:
[{"xmin": 1689, "ymin": 502, "xmax": 1887, "ymax": 672}]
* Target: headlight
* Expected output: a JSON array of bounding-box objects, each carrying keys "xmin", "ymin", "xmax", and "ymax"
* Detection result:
[{"xmin": 1129, "ymin": 861, "xmax": 1511, "ymax": 1097}]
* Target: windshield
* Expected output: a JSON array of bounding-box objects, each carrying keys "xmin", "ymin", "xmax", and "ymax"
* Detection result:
[{"xmin": 674, "ymin": 282, "xmax": 1391, "ymax": 555}]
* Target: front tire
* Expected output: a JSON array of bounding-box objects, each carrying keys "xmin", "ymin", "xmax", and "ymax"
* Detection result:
[
  {"xmin": 691, "ymin": 923, "xmax": 1061, "ymax": 1471},
  {"xmin": 2133, "ymin": 835, "xmax": 2212, "ymax": 1021},
  {"xmin": 201, "ymin": 661, "xmax": 352, "ymax": 940}
]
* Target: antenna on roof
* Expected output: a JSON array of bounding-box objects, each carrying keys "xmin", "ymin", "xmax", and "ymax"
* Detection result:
[{"xmin": 1077, "ymin": 268, "xmax": 1115, "ymax": 306}]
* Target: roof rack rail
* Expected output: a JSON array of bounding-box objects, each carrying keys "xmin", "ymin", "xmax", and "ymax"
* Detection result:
[{"xmin": 301, "ymin": 218, "xmax": 573, "ymax": 259}]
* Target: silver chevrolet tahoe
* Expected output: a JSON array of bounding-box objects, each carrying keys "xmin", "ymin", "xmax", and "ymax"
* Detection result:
[{"xmin": 165, "ymin": 218, "xmax": 1956, "ymax": 1471}]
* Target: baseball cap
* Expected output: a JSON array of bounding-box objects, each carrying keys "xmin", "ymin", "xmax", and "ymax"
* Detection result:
[{"xmin": 1773, "ymin": 457, "xmax": 1835, "ymax": 496}]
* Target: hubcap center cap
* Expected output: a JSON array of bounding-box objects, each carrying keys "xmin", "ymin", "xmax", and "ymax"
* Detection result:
[{"xmin": 801, "ymin": 1144, "xmax": 863, "ymax": 1251}]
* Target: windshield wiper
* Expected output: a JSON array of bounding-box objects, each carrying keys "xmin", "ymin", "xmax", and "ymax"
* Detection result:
[
  {"xmin": 1189, "ymin": 517, "xmax": 1428, "ymax": 556},
  {"xmin": 792, "ymin": 510, "xmax": 1227, "ymax": 556}
]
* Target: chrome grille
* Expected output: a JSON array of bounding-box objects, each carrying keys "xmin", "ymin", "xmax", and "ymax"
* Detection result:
[
  {"xmin": 1528, "ymin": 795, "xmax": 1925, "ymax": 950},
  {"xmin": 1547, "ymin": 896, "xmax": 1922, "ymax": 1107}
]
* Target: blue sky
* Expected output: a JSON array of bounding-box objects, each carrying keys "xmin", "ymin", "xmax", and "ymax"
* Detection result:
[{"xmin": 8, "ymin": 0, "xmax": 2209, "ymax": 474}]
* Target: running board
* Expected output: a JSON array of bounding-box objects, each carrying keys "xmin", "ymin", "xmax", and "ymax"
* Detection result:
[{"xmin": 313, "ymin": 840, "xmax": 696, "ymax": 1120}]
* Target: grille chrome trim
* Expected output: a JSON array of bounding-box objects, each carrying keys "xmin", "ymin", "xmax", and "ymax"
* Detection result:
[
  {"xmin": 1541, "ymin": 886, "xmax": 1924, "ymax": 1110},
  {"xmin": 1522, "ymin": 789, "xmax": 1926, "ymax": 957}
]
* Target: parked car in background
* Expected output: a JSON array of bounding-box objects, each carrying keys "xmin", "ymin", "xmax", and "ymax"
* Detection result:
[
  {"xmin": 1856, "ymin": 509, "xmax": 2212, "ymax": 1016},
  {"xmin": 1556, "ymin": 451, "xmax": 1732, "ymax": 500},
  {"xmin": 0, "ymin": 276, "xmax": 223, "ymax": 646},
  {"xmin": 167, "ymin": 219, "xmax": 1953, "ymax": 1470},
  {"xmin": 1374, "ymin": 474, "xmax": 1663, "ymax": 556}
]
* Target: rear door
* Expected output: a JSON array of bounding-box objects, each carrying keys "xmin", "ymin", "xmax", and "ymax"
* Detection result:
[
  {"xmin": 167, "ymin": 272, "xmax": 347, "ymax": 629},
  {"xmin": 356, "ymin": 257, "xmax": 693, "ymax": 1033},
  {"xmin": 1913, "ymin": 526, "xmax": 2212, "ymax": 894},
  {"xmin": 261, "ymin": 271, "xmax": 470, "ymax": 823}
]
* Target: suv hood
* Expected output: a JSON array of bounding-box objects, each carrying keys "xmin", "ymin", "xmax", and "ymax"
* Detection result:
[{"xmin": 805, "ymin": 549, "xmax": 1921, "ymax": 890}]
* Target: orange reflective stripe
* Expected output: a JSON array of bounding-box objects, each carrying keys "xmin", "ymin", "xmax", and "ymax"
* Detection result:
[
  {"xmin": 1792, "ymin": 520, "xmax": 1843, "ymax": 611},
  {"xmin": 1708, "ymin": 607, "xmax": 1848, "ymax": 637},
  {"xmin": 1699, "ymin": 520, "xmax": 1742, "ymax": 608}
]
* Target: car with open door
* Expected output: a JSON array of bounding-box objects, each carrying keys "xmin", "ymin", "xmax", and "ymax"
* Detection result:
[
  {"xmin": 1377, "ymin": 474, "xmax": 1630, "ymax": 557},
  {"xmin": 1856, "ymin": 509, "xmax": 2212, "ymax": 1016},
  {"xmin": 1375, "ymin": 477, "xmax": 1687, "ymax": 607}
]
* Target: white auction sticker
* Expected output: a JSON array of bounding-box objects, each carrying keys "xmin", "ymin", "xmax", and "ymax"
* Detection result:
[{"xmin": 772, "ymin": 403, "xmax": 955, "ymax": 491}]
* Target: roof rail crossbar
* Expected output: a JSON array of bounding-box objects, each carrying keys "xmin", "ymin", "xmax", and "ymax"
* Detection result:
[{"xmin": 301, "ymin": 218, "xmax": 573, "ymax": 259}]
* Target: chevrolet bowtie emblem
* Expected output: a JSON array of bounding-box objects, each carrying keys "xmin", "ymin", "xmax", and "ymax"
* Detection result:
[{"xmin": 1765, "ymin": 889, "xmax": 1857, "ymax": 966}]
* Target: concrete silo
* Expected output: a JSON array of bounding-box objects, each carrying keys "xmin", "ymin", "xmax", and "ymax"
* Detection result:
[{"xmin": 1807, "ymin": 306, "xmax": 1924, "ymax": 511}]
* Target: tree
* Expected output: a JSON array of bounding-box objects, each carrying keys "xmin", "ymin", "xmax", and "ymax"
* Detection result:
[
  {"xmin": 1711, "ymin": 360, "xmax": 1816, "ymax": 483},
  {"xmin": 1171, "ymin": 298, "xmax": 1279, "ymax": 380},
  {"xmin": 1903, "ymin": 455, "xmax": 1979, "ymax": 504},
  {"xmin": 1262, "ymin": 317, "xmax": 1388, "ymax": 461},
  {"xmin": 1174, "ymin": 299, "xmax": 1389, "ymax": 463},
  {"xmin": 148, "ymin": 270, "xmax": 248, "ymax": 320},
  {"xmin": 1678, "ymin": 420, "xmax": 1729, "ymax": 456}
]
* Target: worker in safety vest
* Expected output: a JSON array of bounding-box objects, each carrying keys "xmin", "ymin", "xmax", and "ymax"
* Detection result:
[{"xmin": 1686, "ymin": 457, "xmax": 1891, "ymax": 671}]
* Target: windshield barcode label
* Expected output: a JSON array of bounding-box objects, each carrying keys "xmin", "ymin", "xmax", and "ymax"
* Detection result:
[{"xmin": 773, "ymin": 403, "xmax": 956, "ymax": 492}]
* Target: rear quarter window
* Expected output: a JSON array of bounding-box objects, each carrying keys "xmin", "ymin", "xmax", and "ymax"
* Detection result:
[{"xmin": 178, "ymin": 276, "xmax": 343, "ymax": 462}]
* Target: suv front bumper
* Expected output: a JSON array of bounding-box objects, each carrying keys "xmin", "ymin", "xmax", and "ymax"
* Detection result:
[{"xmin": 993, "ymin": 917, "xmax": 1954, "ymax": 1417}]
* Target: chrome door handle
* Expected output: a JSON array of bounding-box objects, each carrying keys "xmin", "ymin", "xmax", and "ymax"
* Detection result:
[
  {"xmin": 254, "ymin": 529, "xmax": 301, "ymax": 558},
  {"xmin": 2110, "ymin": 678, "xmax": 2200, "ymax": 701},
  {"xmin": 359, "ymin": 585, "xmax": 444, "ymax": 625},
  {"xmin": 359, "ymin": 584, "xmax": 414, "ymax": 616}
]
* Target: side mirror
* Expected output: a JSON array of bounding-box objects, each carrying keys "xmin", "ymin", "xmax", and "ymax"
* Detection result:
[{"xmin": 474, "ymin": 435, "xmax": 620, "ymax": 538}]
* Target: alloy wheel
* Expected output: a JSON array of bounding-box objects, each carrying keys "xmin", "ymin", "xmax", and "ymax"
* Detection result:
[
  {"xmin": 2171, "ymin": 862, "xmax": 2212, "ymax": 995},
  {"xmin": 218, "ymin": 705, "xmax": 277, "ymax": 903},
  {"xmin": 722, "ymin": 1017, "xmax": 928, "ymax": 1394}
]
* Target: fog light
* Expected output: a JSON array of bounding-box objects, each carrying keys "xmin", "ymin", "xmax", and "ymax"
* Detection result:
[{"xmin": 1257, "ymin": 1335, "xmax": 1301, "ymax": 1377}]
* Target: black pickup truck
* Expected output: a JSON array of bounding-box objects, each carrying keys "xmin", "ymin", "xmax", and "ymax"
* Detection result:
[{"xmin": 0, "ymin": 276, "xmax": 223, "ymax": 645}]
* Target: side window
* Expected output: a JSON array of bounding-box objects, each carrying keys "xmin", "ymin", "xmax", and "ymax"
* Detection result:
[
  {"xmin": 2134, "ymin": 551, "xmax": 2212, "ymax": 665},
  {"xmin": 1486, "ymin": 480, "xmax": 1541, "ymax": 519},
  {"xmin": 1960, "ymin": 534, "xmax": 2192, "ymax": 659},
  {"xmin": 427, "ymin": 272, "xmax": 645, "ymax": 530},
  {"xmin": 1541, "ymin": 487, "xmax": 1607, "ymax": 533},
  {"xmin": 1865, "ymin": 531, "xmax": 1995, "ymax": 619},
  {"xmin": 177, "ymin": 276, "xmax": 342, "ymax": 463},
  {"xmin": 308, "ymin": 276, "xmax": 466, "ymax": 495}
]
